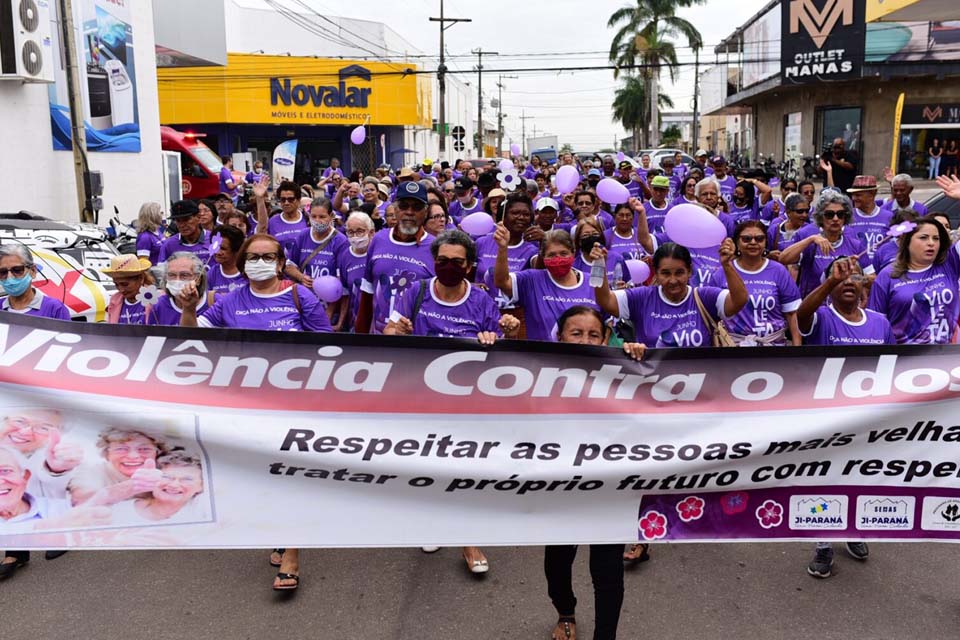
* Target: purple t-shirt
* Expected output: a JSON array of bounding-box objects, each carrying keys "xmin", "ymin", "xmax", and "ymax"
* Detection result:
[
  {"xmin": 336, "ymin": 246, "xmax": 369, "ymax": 330},
  {"xmin": 728, "ymin": 199, "xmax": 760, "ymax": 225},
  {"xmin": 394, "ymin": 279, "xmax": 501, "ymax": 338},
  {"xmin": 802, "ymin": 305, "xmax": 895, "ymax": 346},
  {"xmin": 881, "ymin": 198, "xmax": 929, "ymax": 217},
  {"xmin": 507, "ymin": 268, "xmax": 599, "ymax": 342},
  {"xmin": 219, "ymin": 166, "xmax": 238, "ymax": 201},
  {"xmin": 796, "ymin": 232, "xmax": 873, "ymax": 298},
  {"xmin": 1, "ymin": 291, "xmax": 71, "ymax": 321},
  {"xmin": 871, "ymin": 240, "xmax": 898, "ymax": 273},
  {"xmin": 267, "ymin": 213, "xmax": 310, "ymax": 257},
  {"xmin": 360, "ymin": 229, "xmax": 436, "ymax": 334},
  {"xmin": 849, "ymin": 206, "xmax": 894, "ymax": 258},
  {"xmin": 651, "ymin": 231, "xmax": 724, "ymax": 287},
  {"xmin": 643, "ymin": 201, "xmax": 670, "ymax": 233},
  {"xmin": 206, "ymin": 264, "xmax": 245, "ymax": 295},
  {"xmin": 867, "ymin": 247, "xmax": 960, "ymax": 344},
  {"xmin": 198, "ymin": 284, "xmax": 331, "ymax": 332},
  {"xmin": 761, "ymin": 198, "xmax": 785, "ymax": 224},
  {"xmin": 136, "ymin": 231, "xmax": 163, "ymax": 266},
  {"xmin": 147, "ymin": 292, "xmax": 215, "ymax": 326},
  {"xmin": 474, "ymin": 234, "xmax": 538, "ymax": 306},
  {"xmin": 767, "ymin": 221, "xmax": 806, "ymax": 253},
  {"xmin": 117, "ymin": 300, "xmax": 146, "ymax": 325},
  {"xmin": 604, "ymin": 228, "xmax": 648, "ymax": 261},
  {"xmin": 289, "ymin": 228, "xmax": 348, "ymax": 281},
  {"xmin": 322, "ymin": 167, "xmax": 344, "ymax": 179},
  {"xmin": 574, "ymin": 253, "xmax": 631, "ymax": 285},
  {"xmin": 613, "ymin": 285, "xmax": 728, "ymax": 348},
  {"xmin": 448, "ymin": 198, "xmax": 484, "ymax": 223},
  {"xmin": 660, "ymin": 172, "xmax": 682, "ymax": 202},
  {"xmin": 715, "ymin": 174, "xmax": 737, "ymax": 204},
  {"xmin": 159, "ymin": 232, "xmax": 211, "ymax": 263},
  {"xmin": 708, "ymin": 259, "xmax": 800, "ymax": 341}
]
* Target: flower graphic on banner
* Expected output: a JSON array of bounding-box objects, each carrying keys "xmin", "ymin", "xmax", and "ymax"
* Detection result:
[
  {"xmin": 135, "ymin": 285, "xmax": 160, "ymax": 306},
  {"xmin": 676, "ymin": 496, "xmax": 705, "ymax": 523},
  {"xmin": 497, "ymin": 168, "xmax": 521, "ymax": 192},
  {"xmin": 720, "ymin": 491, "xmax": 749, "ymax": 516},
  {"xmin": 638, "ymin": 510, "xmax": 668, "ymax": 540},
  {"xmin": 755, "ymin": 500, "xmax": 784, "ymax": 529}
]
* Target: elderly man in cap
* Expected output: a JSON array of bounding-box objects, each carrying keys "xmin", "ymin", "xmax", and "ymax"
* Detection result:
[
  {"xmin": 847, "ymin": 175, "xmax": 893, "ymax": 259},
  {"xmin": 694, "ymin": 149, "xmax": 713, "ymax": 176},
  {"xmin": 354, "ymin": 181, "xmax": 436, "ymax": 334},
  {"xmin": 710, "ymin": 155, "xmax": 737, "ymax": 204},
  {"xmin": 882, "ymin": 172, "xmax": 929, "ymax": 216},
  {"xmin": 103, "ymin": 254, "xmax": 155, "ymax": 324},
  {"xmin": 658, "ymin": 155, "xmax": 682, "ymax": 202},
  {"xmin": 159, "ymin": 200, "xmax": 211, "ymax": 262},
  {"xmin": 449, "ymin": 176, "xmax": 483, "ymax": 223}
]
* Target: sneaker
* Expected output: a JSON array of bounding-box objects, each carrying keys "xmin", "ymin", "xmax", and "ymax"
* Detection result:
[
  {"xmin": 420, "ymin": 546, "xmax": 440, "ymax": 553},
  {"xmin": 845, "ymin": 541, "xmax": 869, "ymax": 560},
  {"xmin": 807, "ymin": 547, "xmax": 834, "ymax": 578}
]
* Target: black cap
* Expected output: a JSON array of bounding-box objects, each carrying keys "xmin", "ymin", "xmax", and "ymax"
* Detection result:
[
  {"xmin": 477, "ymin": 172, "xmax": 496, "ymax": 189},
  {"xmin": 454, "ymin": 176, "xmax": 474, "ymax": 192},
  {"xmin": 170, "ymin": 200, "xmax": 200, "ymax": 219}
]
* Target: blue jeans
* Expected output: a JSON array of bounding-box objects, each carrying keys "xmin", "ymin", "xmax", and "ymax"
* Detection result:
[{"xmin": 929, "ymin": 155, "xmax": 942, "ymax": 179}]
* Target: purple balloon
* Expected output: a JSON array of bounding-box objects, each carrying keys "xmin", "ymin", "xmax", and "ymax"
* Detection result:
[
  {"xmin": 312, "ymin": 275, "xmax": 344, "ymax": 303},
  {"xmin": 624, "ymin": 259, "xmax": 650, "ymax": 284},
  {"xmin": 663, "ymin": 203, "xmax": 728, "ymax": 249},
  {"xmin": 350, "ymin": 125, "xmax": 366, "ymax": 145},
  {"xmin": 510, "ymin": 143, "xmax": 521, "ymax": 157},
  {"xmin": 460, "ymin": 212, "xmax": 496, "ymax": 237},
  {"xmin": 596, "ymin": 178, "xmax": 630, "ymax": 205},
  {"xmin": 556, "ymin": 165, "xmax": 580, "ymax": 194},
  {"xmin": 616, "ymin": 151, "xmax": 625, "ymax": 162},
  {"xmin": 498, "ymin": 159, "xmax": 514, "ymax": 173}
]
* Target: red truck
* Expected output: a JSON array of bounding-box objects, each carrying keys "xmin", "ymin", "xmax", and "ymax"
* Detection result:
[{"xmin": 160, "ymin": 126, "xmax": 226, "ymax": 200}]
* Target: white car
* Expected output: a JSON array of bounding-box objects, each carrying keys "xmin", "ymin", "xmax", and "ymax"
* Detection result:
[{"xmin": 635, "ymin": 148, "xmax": 696, "ymax": 170}]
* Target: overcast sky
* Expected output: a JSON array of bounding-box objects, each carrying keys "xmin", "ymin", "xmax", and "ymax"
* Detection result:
[{"xmin": 248, "ymin": 0, "xmax": 765, "ymax": 150}]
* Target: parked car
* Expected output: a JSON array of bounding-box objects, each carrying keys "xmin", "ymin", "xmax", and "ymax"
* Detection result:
[
  {"xmin": 923, "ymin": 192, "xmax": 960, "ymax": 230},
  {"xmin": 0, "ymin": 212, "xmax": 116, "ymax": 321},
  {"xmin": 635, "ymin": 148, "xmax": 695, "ymax": 169}
]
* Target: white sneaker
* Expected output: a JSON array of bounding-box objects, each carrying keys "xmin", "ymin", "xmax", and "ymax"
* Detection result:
[{"xmin": 420, "ymin": 546, "xmax": 440, "ymax": 553}]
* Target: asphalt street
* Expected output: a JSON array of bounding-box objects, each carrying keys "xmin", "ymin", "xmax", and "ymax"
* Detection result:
[{"xmin": 2, "ymin": 541, "xmax": 959, "ymax": 639}]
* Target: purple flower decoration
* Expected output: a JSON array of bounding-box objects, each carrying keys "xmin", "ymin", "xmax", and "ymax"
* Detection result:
[
  {"xmin": 389, "ymin": 270, "xmax": 418, "ymax": 295},
  {"xmin": 887, "ymin": 221, "xmax": 917, "ymax": 238},
  {"xmin": 496, "ymin": 168, "xmax": 520, "ymax": 192},
  {"xmin": 209, "ymin": 232, "xmax": 223, "ymax": 255}
]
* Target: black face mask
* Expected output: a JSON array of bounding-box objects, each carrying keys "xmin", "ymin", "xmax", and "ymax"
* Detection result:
[{"xmin": 579, "ymin": 234, "xmax": 603, "ymax": 254}]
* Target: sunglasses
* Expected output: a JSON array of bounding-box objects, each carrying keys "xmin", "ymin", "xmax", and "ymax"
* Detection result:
[
  {"xmin": 739, "ymin": 235, "xmax": 766, "ymax": 244},
  {"xmin": 821, "ymin": 210, "xmax": 845, "ymax": 220},
  {"xmin": 792, "ymin": 207, "xmax": 810, "ymax": 214},
  {"xmin": 436, "ymin": 257, "xmax": 467, "ymax": 267},
  {"xmin": 396, "ymin": 200, "xmax": 426, "ymax": 212},
  {"xmin": 278, "ymin": 196, "xmax": 297, "ymax": 203},
  {"xmin": 0, "ymin": 265, "xmax": 28, "ymax": 278}
]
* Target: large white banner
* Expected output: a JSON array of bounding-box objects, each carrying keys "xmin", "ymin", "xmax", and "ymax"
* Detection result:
[{"xmin": 3, "ymin": 315, "xmax": 960, "ymax": 549}]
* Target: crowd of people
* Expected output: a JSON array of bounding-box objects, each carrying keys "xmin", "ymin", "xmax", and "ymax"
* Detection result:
[{"xmin": 3, "ymin": 147, "xmax": 960, "ymax": 639}]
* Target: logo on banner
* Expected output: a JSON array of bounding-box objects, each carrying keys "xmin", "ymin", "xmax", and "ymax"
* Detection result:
[
  {"xmin": 921, "ymin": 498, "xmax": 960, "ymax": 530},
  {"xmin": 923, "ymin": 106, "xmax": 944, "ymax": 123},
  {"xmin": 789, "ymin": 0, "xmax": 854, "ymax": 49},
  {"xmin": 789, "ymin": 495, "xmax": 848, "ymax": 529},
  {"xmin": 855, "ymin": 496, "xmax": 914, "ymax": 530},
  {"xmin": 270, "ymin": 65, "xmax": 373, "ymax": 109}
]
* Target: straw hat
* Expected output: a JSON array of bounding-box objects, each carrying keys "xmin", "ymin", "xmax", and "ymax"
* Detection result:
[{"xmin": 101, "ymin": 254, "xmax": 152, "ymax": 276}]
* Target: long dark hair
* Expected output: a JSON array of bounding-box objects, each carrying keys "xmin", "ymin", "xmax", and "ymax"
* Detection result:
[{"xmin": 891, "ymin": 216, "xmax": 949, "ymax": 279}]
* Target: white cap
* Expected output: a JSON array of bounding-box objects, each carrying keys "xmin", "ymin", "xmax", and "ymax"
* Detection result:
[
  {"xmin": 536, "ymin": 197, "xmax": 559, "ymax": 211},
  {"xmin": 695, "ymin": 149, "xmax": 708, "ymax": 157}
]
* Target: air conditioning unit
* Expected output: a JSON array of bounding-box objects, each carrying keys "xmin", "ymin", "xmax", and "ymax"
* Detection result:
[{"xmin": 0, "ymin": 0, "xmax": 55, "ymax": 83}]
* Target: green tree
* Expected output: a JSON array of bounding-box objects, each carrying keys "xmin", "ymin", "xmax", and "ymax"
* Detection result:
[
  {"xmin": 608, "ymin": 0, "xmax": 704, "ymax": 147},
  {"xmin": 612, "ymin": 75, "xmax": 674, "ymax": 152},
  {"xmin": 560, "ymin": 142, "xmax": 574, "ymax": 154}
]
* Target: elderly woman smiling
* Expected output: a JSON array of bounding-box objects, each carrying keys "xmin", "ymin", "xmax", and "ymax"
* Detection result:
[
  {"xmin": 109, "ymin": 451, "xmax": 206, "ymax": 525},
  {"xmin": 67, "ymin": 428, "xmax": 168, "ymax": 507}
]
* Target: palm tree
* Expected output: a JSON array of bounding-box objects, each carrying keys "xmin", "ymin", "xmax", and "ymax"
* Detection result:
[
  {"xmin": 608, "ymin": 0, "xmax": 704, "ymax": 147},
  {"xmin": 612, "ymin": 76, "xmax": 674, "ymax": 152}
]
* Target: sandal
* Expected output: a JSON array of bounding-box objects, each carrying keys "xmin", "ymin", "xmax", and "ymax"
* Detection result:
[
  {"xmin": 269, "ymin": 548, "xmax": 285, "ymax": 567},
  {"xmin": 551, "ymin": 615, "xmax": 576, "ymax": 640},
  {"xmin": 272, "ymin": 572, "xmax": 299, "ymax": 591},
  {"xmin": 462, "ymin": 548, "xmax": 489, "ymax": 574},
  {"xmin": 623, "ymin": 543, "xmax": 650, "ymax": 564}
]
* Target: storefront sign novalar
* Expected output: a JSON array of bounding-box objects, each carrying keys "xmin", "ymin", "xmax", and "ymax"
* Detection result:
[{"xmin": 270, "ymin": 64, "xmax": 373, "ymax": 109}]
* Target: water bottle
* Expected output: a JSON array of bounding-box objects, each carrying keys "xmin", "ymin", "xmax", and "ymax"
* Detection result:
[
  {"xmin": 613, "ymin": 263, "xmax": 623, "ymax": 286},
  {"xmin": 589, "ymin": 257, "xmax": 606, "ymax": 288}
]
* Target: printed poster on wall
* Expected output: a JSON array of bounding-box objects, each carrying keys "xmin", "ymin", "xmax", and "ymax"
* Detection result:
[{"xmin": 48, "ymin": 0, "xmax": 141, "ymax": 152}]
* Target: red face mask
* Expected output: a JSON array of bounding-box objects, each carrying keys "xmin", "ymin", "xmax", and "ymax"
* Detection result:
[{"xmin": 543, "ymin": 255, "xmax": 575, "ymax": 279}]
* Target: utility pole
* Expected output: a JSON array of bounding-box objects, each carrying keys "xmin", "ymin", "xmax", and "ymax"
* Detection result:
[
  {"xmin": 472, "ymin": 48, "xmax": 498, "ymax": 156},
  {"xmin": 496, "ymin": 74, "xmax": 517, "ymax": 157},
  {"xmin": 519, "ymin": 111, "xmax": 534, "ymax": 155},
  {"xmin": 58, "ymin": 0, "xmax": 92, "ymax": 222},
  {"xmin": 429, "ymin": 1, "xmax": 470, "ymax": 159},
  {"xmin": 691, "ymin": 48, "xmax": 700, "ymax": 154}
]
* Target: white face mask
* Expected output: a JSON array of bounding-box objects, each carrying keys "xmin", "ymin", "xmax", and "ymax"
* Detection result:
[
  {"xmin": 244, "ymin": 259, "xmax": 278, "ymax": 282},
  {"xmin": 348, "ymin": 235, "xmax": 370, "ymax": 251},
  {"xmin": 254, "ymin": 167, "xmax": 263, "ymax": 174},
  {"xmin": 166, "ymin": 279, "xmax": 189, "ymax": 297}
]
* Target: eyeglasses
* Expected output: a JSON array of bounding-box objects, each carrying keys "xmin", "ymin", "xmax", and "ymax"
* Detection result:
[
  {"xmin": 822, "ymin": 210, "xmax": 845, "ymax": 220},
  {"xmin": 739, "ymin": 235, "xmax": 766, "ymax": 244},
  {"xmin": 436, "ymin": 257, "xmax": 467, "ymax": 267},
  {"xmin": 244, "ymin": 252, "xmax": 279, "ymax": 262},
  {"xmin": 5, "ymin": 417, "xmax": 55, "ymax": 434},
  {"xmin": 0, "ymin": 265, "xmax": 28, "ymax": 279},
  {"xmin": 427, "ymin": 214, "xmax": 446, "ymax": 222},
  {"xmin": 576, "ymin": 201, "xmax": 593, "ymax": 208},
  {"xmin": 278, "ymin": 196, "xmax": 297, "ymax": 203},
  {"xmin": 166, "ymin": 271, "xmax": 198, "ymax": 281},
  {"xmin": 107, "ymin": 445, "xmax": 158, "ymax": 456},
  {"xmin": 345, "ymin": 229, "xmax": 369, "ymax": 238},
  {"xmin": 443, "ymin": 189, "xmax": 455, "ymax": 194},
  {"xmin": 396, "ymin": 200, "xmax": 426, "ymax": 212}
]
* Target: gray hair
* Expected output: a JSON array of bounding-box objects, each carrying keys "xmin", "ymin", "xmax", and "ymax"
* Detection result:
[
  {"xmin": 157, "ymin": 450, "xmax": 203, "ymax": 471},
  {"xmin": 166, "ymin": 251, "xmax": 204, "ymax": 275},
  {"xmin": 524, "ymin": 178, "xmax": 539, "ymax": 195},
  {"xmin": 0, "ymin": 244, "xmax": 34, "ymax": 268},
  {"xmin": 813, "ymin": 190, "xmax": 853, "ymax": 226},
  {"xmin": 345, "ymin": 211, "xmax": 375, "ymax": 231},
  {"xmin": 310, "ymin": 196, "xmax": 333, "ymax": 212},
  {"xmin": 694, "ymin": 177, "xmax": 720, "ymax": 198},
  {"xmin": 136, "ymin": 202, "xmax": 164, "ymax": 233},
  {"xmin": 0, "ymin": 444, "xmax": 30, "ymax": 475},
  {"xmin": 892, "ymin": 173, "xmax": 913, "ymax": 187},
  {"xmin": 430, "ymin": 229, "xmax": 477, "ymax": 264},
  {"xmin": 784, "ymin": 192, "xmax": 807, "ymax": 212}
]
